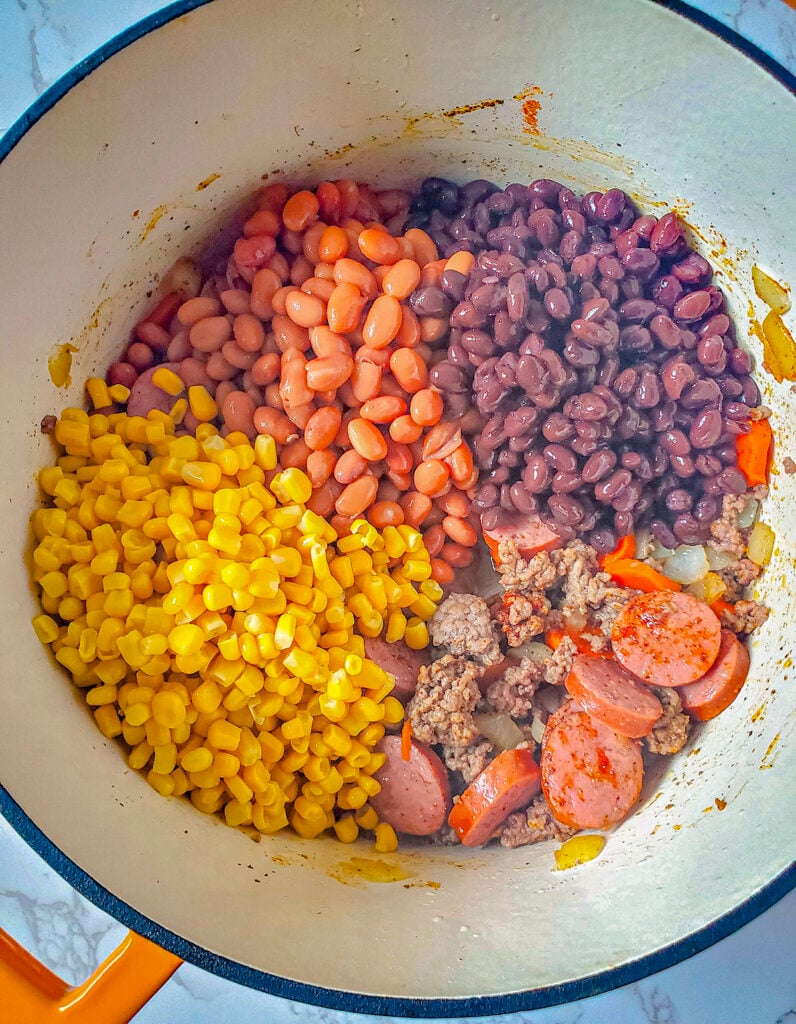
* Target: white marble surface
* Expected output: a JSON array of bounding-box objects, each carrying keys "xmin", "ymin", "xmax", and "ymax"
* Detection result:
[{"xmin": 1, "ymin": 2, "xmax": 794, "ymax": 1022}]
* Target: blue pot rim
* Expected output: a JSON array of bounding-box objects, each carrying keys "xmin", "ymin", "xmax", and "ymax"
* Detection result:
[{"xmin": 1, "ymin": 0, "xmax": 794, "ymax": 1015}]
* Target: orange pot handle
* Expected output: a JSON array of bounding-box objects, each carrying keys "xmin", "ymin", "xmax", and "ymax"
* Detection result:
[{"xmin": 0, "ymin": 926, "xmax": 181, "ymax": 1024}]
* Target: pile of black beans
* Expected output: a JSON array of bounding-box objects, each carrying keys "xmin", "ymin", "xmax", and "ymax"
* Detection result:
[{"xmin": 407, "ymin": 177, "xmax": 760, "ymax": 553}]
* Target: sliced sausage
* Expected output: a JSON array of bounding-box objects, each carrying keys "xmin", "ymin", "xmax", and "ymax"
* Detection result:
[
  {"xmin": 611, "ymin": 591, "xmax": 722, "ymax": 687},
  {"xmin": 125, "ymin": 362, "xmax": 181, "ymax": 418},
  {"xmin": 678, "ymin": 629, "xmax": 750, "ymax": 721},
  {"xmin": 370, "ymin": 735, "xmax": 450, "ymax": 836},
  {"xmin": 541, "ymin": 701, "xmax": 644, "ymax": 830},
  {"xmin": 482, "ymin": 514, "xmax": 562, "ymax": 565},
  {"xmin": 565, "ymin": 655, "xmax": 663, "ymax": 738},
  {"xmin": 364, "ymin": 635, "xmax": 429, "ymax": 700},
  {"xmin": 448, "ymin": 748, "xmax": 542, "ymax": 847}
]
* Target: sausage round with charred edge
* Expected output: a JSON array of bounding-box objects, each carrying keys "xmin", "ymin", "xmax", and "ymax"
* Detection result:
[
  {"xmin": 448, "ymin": 747, "xmax": 542, "ymax": 847},
  {"xmin": 363, "ymin": 634, "xmax": 429, "ymax": 700},
  {"xmin": 611, "ymin": 590, "xmax": 722, "ymax": 687},
  {"xmin": 678, "ymin": 629, "xmax": 750, "ymax": 721},
  {"xmin": 541, "ymin": 701, "xmax": 644, "ymax": 830},
  {"xmin": 370, "ymin": 735, "xmax": 450, "ymax": 836},
  {"xmin": 565, "ymin": 655, "xmax": 664, "ymax": 738},
  {"xmin": 482, "ymin": 514, "xmax": 562, "ymax": 565}
]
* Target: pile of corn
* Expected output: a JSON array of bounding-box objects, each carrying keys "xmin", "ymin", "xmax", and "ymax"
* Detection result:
[{"xmin": 31, "ymin": 386, "xmax": 443, "ymax": 848}]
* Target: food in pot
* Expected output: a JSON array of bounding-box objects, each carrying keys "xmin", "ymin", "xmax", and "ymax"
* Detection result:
[{"xmin": 30, "ymin": 174, "xmax": 772, "ymax": 851}]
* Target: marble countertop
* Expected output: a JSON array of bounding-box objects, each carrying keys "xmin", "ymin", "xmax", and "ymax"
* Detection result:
[{"xmin": 1, "ymin": 2, "xmax": 794, "ymax": 1022}]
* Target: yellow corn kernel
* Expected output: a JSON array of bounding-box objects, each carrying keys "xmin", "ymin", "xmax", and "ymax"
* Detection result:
[
  {"xmin": 409, "ymin": 594, "xmax": 437, "ymax": 621},
  {"xmin": 145, "ymin": 718, "xmax": 171, "ymax": 747},
  {"xmin": 150, "ymin": 689, "xmax": 186, "ymax": 728},
  {"xmin": 274, "ymin": 613, "xmax": 296, "ymax": 650},
  {"xmin": 382, "ymin": 696, "xmax": 404, "ymax": 725},
  {"xmin": 384, "ymin": 611, "xmax": 406, "ymax": 644},
  {"xmin": 32, "ymin": 614, "xmax": 60, "ymax": 644},
  {"xmin": 151, "ymin": 366, "xmax": 184, "ymax": 397},
  {"xmin": 152, "ymin": 742, "xmax": 177, "ymax": 775},
  {"xmin": 332, "ymin": 814, "xmax": 358, "ymax": 843},
  {"xmin": 187, "ymin": 385, "xmax": 218, "ymax": 422},
  {"xmin": 182, "ymin": 461, "xmax": 223, "ymax": 492},
  {"xmin": 330, "ymin": 556, "xmax": 354, "ymax": 589},
  {"xmin": 374, "ymin": 822, "xmax": 398, "ymax": 853},
  {"xmin": 235, "ymin": 665, "xmax": 264, "ymax": 697},
  {"xmin": 146, "ymin": 770, "xmax": 175, "ymax": 797},
  {"xmin": 338, "ymin": 784, "xmax": 368, "ymax": 810},
  {"xmin": 207, "ymin": 718, "xmax": 241, "ymax": 752},
  {"xmin": 181, "ymin": 746, "xmax": 214, "ymax": 773},
  {"xmin": 167, "ymin": 623, "xmax": 204, "ymax": 656},
  {"xmin": 212, "ymin": 752, "xmax": 241, "ymax": 779},
  {"xmin": 419, "ymin": 578, "xmax": 444, "ymax": 603},
  {"xmin": 404, "ymin": 617, "xmax": 429, "ymax": 650},
  {"xmin": 354, "ymin": 804, "xmax": 379, "ymax": 831},
  {"xmin": 93, "ymin": 704, "xmax": 123, "ymax": 738},
  {"xmin": 128, "ymin": 740, "xmax": 154, "ymax": 771},
  {"xmin": 58, "ymin": 596, "xmax": 85, "ymax": 622}
]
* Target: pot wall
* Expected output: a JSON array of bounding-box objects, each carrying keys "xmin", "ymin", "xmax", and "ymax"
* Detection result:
[{"xmin": 0, "ymin": 0, "xmax": 793, "ymax": 1002}]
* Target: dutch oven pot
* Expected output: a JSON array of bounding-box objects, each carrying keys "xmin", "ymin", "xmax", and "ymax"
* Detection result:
[{"xmin": 0, "ymin": 0, "xmax": 793, "ymax": 1017}]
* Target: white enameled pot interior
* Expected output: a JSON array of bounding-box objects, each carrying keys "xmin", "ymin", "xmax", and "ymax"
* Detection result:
[{"xmin": 0, "ymin": 0, "xmax": 793, "ymax": 1004}]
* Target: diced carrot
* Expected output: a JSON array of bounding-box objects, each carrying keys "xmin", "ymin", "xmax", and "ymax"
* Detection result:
[
  {"xmin": 736, "ymin": 419, "xmax": 773, "ymax": 487},
  {"xmin": 603, "ymin": 557, "xmax": 681, "ymax": 593},
  {"xmin": 482, "ymin": 529, "xmax": 501, "ymax": 565},
  {"xmin": 710, "ymin": 599, "xmax": 736, "ymax": 617},
  {"xmin": 400, "ymin": 719, "xmax": 413, "ymax": 762},
  {"xmin": 545, "ymin": 627, "xmax": 606, "ymax": 657},
  {"xmin": 599, "ymin": 533, "xmax": 636, "ymax": 569}
]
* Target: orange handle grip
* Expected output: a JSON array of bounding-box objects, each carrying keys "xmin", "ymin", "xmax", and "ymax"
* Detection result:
[{"xmin": 0, "ymin": 926, "xmax": 181, "ymax": 1024}]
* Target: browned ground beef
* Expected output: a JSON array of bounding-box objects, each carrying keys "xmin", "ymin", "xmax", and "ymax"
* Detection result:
[
  {"xmin": 485, "ymin": 658, "xmax": 545, "ymax": 718},
  {"xmin": 430, "ymin": 593, "xmax": 503, "ymax": 665},
  {"xmin": 442, "ymin": 740, "xmax": 495, "ymax": 784},
  {"xmin": 542, "ymin": 635, "xmax": 578, "ymax": 687},
  {"xmin": 720, "ymin": 599, "xmax": 770, "ymax": 636},
  {"xmin": 498, "ymin": 796, "xmax": 578, "ymax": 848},
  {"xmin": 407, "ymin": 655, "xmax": 481, "ymax": 748},
  {"xmin": 716, "ymin": 557, "xmax": 763, "ymax": 602},
  {"xmin": 709, "ymin": 494, "xmax": 751, "ymax": 556},
  {"xmin": 784, "ymin": 456, "xmax": 796, "ymax": 475},
  {"xmin": 645, "ymin": 688, "xmax": 690, "ymax": 755},
  {"xmin": 494, "ymin": 591, "xmax": 550, "ymax": 646},
  {"xmin": 496, "ymin": 542, "xmax": 559, "ymax": 591}
]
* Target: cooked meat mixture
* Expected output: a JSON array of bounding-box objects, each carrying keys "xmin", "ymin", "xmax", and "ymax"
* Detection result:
[
  {"xmin": 407, "ymin": 654, "xmax": 481, "ymax": 748},
  {"xmin": 719, "ymin": 599, "xmax": 770, "ymax": 636},
  {"xmin": 495, "ymin": 591, "xmax": 550, "ymax": 646},
  {"xmin": 485, "ymin": 658, "xmax": 545, "ymax": 718},
  {"xmin": 784, "ymin": 456, "xmax": 796, "ymax": 475},
  {"xmin": 645, "ymin": 688, "xmax": 690, "ymax": 755},
  {"xmin": 709, "ymin": 493, "xmax": 751, "ymax": 556},
  {"xmin": 543, "ymin": 635, "xmax": 578, "ymax": 687},
  {"xmin": 496, "ymin": 542, "xmax": 559, "ymax": 591},
  {"xmin": 443, "ymin": 740, "xmax": 495, "ymax": 785},
  {"xmin": 716, "ymin": 557, "xmax": 763, "ymax": 602},
  {"xmin": 430, "ymin": 593, "xmax": 503, "ymax": 666},
  {"xmin": 40, "ymin": 414, "xmax": 57, "ymax": 434},
  {"xmin": 498, "ymin": 796, "xmax": 578, "ymax": 848}
]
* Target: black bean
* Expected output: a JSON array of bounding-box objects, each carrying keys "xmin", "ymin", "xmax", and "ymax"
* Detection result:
[
  {"xmin": 622, "ymin": 248, "xmax": 660, "ymax": 279},
  {"xmin": 718, "ymin": 466, "xmax": 747, "ymax": 494},
  {"xmin": 665, "ymin": 488, "xmax": 693, "ymax": 512},
  {"xmin": 548, "ymin": 494, "xmax": 585, "ymax": 525},
  {"xmin": 551, "ymin": 471, "xmax": 582, "ymax": 493},
  {"xmin": 670, "ymin": 454, "xmax": 696, "ymax": 478},
  {"xmin": 523, "ymin": 454, "xmax": 553, "ymax": 493},
  {"xmin": 441, "ymin": 269, "xmax": 468, "ymax": 302},
  {"xmin": 543, "ymin": 443, "xmax": 578, "ymax": 472},
  {"xmin": 505, "ymin": 406, "xmax": 539, "ymax": 437},
  {"xmin": 509, "ymin": 481, "xmax": 538, "ymax": 514},
  {"xmin": 689, "ymin": 408, "xmax": 723, "ymax": 448},
  {"xmin": 451, "ymin": 301, "xmax": 487, "ymax": 329},
  {"xmin": 590, "ymin": 527, "xmax": 617, "ymax": 553},
  {"xmin": 680, "ymin": 378, "xmax": 722, "ymax": 408},
  {"xmin": 693, "ymin": 495, "xmax": 720, "ymax": 522},
  {"xmin": 480, "ymin": 507, "xmax": 505, "ymax": 532},
  {"xmin": 614, "ymin": 511, "xmax": 635, "ymax": 536},
  {"xmin": 430, "ymin": 361, "xmax": 469, "ymax": 393},
  {"xmin": 652, "ymin": 275, "xmax": 684, "ymax": 311},
  {"xmin": 542, "ymin": 412, "xmax": 575, "ymax": 442},
  {"xmin": 544, "ymin": 287, "xmax": 571, "ymax": 319},
  {"xmin": 594, "ymin": 468, "xmax": 632, "ymax": 502},
  {"xmin": 673, "ymin": 513, "xmax": 703, "ymax": 544},
  {"xmin": 619, "ymin": 298, "xmax": 658, "ymax": 323},
  {"xmin": 473, "ymin": 483, "xmax": 499, "ymax": 510},
  {"xmin": 695, "ymin": 453, "xmax": 723, "ymax": 476},
  {"xmin": 613, "ymin": 367, "xmax": 638, "ymax": 397}
]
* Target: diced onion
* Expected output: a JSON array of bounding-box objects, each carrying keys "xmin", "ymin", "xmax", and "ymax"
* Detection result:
[
  {"xmin": 752, "ymin": 264, "xmax": 792, "ymax": 315},
  {"xmin": 688, "ymin": 572, "xmax": 726, "ymax": 604},
  {"xmin": 706, "ymin": 545, "xmax": 735, "ymax": 571},
  {"xmin": 737, "ymin": 498, "xmax": 760, "ymax": 530},
  {"xmin": 747, "ymin": 521, "xmax": 775, "ymax": 566},
  {"xmin": 473, "ymin": 712, "xmax": 525, "ymax": 751},
  {"xmin": 634, "ymin": 527, "xmax": 653, "ymax": 559},
  {"xmin": 530, "ymin": 715, "xmax": 546, "ymax": 745},
  {"xmin": 650, "ymin": 540, "xmax": 675, "ymax": 561},
  {"xmin": 663, "ymin": 544, "xmax": 709, "ymax": 585},
  {"xmin": 514, "ymin": 641, "xmax": 553, "ymax": 663}
]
